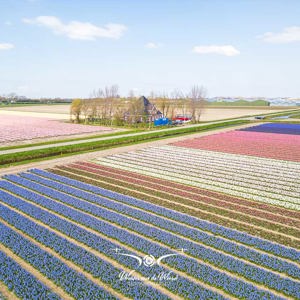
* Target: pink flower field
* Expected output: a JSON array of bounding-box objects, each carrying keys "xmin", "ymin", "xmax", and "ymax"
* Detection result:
[
  {"xmin": 0, "ymin": 115, "xmax": 112, "ymax": 143},
  {"xmin": 172, "ymin": 130, "xmax": 300, "ymax": 162}
]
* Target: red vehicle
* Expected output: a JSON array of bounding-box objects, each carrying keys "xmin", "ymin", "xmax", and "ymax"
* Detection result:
[{"xmin": 173, "ymin": 115, "xmax": 192, "ymax": 123}]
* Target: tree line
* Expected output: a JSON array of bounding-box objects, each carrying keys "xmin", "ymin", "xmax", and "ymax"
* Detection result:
[{"xmin": 70, "ymin": 85, "xmax": 206, "ymax": 126}]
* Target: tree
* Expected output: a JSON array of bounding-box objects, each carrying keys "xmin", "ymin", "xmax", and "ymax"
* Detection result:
[
  {"xmin": 81, "ymin": 99, "xmax": 91, "ymax": 124},
  {"xmin": 171, "ymin": 89, "xmax": 186, "ymax": 118},
  {"xmin": 70, "ymin": 99, "xmax": 82, "ymax": 123},
  {"xmin": 188, "ymin": 85, "xmax": 206, "ymax": 122}
]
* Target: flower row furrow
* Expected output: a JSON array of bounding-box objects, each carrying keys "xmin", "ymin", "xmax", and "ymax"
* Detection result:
[
  {"xmin": 64, "ymin": 164, "xmax": 300, "ymax": 235},
  {"xmin": 0, "ymin": 248, "xmax": 60, "ymax": 300},
  {"xmin": 111, "ymin": 151, "xmax": 300, "ymax": 196},
  {"xmin": 31, "ymin": 168, "xmax": 300, "ymax": 262},
  {"xmin": 159, "ymin": 145, "xmax": 300, "ymax": 173},
  {"xmin": 0, "ymin": 203, "xmax": 170, "ymax": 300},
  {"xmin": 135, "ymin": 147, "xmax": 300, "ymax": 187},
  {"xmin": 0, "ymin": 222, "xmax": 116, "ymax": 300},
  {"xmin": 103, "ymin": 154, "xmax": 300, "ymax": 202},
  {"xmin": 77, "ymin": 161, "xmax": 300, "ymax": 219},
  {"xmin": 96, "ymin": 158, "xmax": 300, "ymax": 210},
  {"xmin": 0, "ymin": 183, "xmax": 246, "ymax": 300},
  {"xmin": 22, "ymin": 170, "xmax": 300, "ymax": 280},
  {"xmin": 7, "ymin": 175, "xmax": 300, "ymax": 296}
]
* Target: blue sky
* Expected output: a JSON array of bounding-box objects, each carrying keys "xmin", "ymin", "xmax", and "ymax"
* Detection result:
[{"xmin": 0, "ymin": 0, "xmax": 300, "ymax": 98}]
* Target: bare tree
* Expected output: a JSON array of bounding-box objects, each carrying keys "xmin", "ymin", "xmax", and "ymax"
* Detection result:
[
  {"xmin": 188, "ymin": 85, "xmax": 206, "ymax": 122},
  {"xmin": 155, "ymin": 92, "xmax": 171, "ymax": 118},
  {"xmin": 81, "ymin": 99, "xmax": 91, "ymax": 124}
]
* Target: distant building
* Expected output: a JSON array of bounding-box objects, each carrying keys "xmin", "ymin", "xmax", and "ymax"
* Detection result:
[{"xmin": 124, "ymin": 96, "xmax": 163, "ymax": 123}]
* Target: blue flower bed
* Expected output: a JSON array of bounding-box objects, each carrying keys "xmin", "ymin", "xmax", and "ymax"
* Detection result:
[
  {"xmin": 0, "ymin": 223, "xmax": 116, "ymax": 300},
  {"xmin": 0, "ymin": 187, "xmax": 225, "ymax": 300},
  {"xmin": 0, "ymin": 250, "xmax": 60, "ymax": 300},
  {"xmin": 29, "ymin": 169, "xmax": 300, "ymax": 263},
  {"xmin": 239, "ymin": 123, "xmax": 300, "ymax": 135},
  {"xmin": 21, "ymin": 171, "xmax": 300, "ymax": 280},
  {"xmin": 0, "ymin": 203, "xmax": 168, "ymax": 300},
  {"xmin": 0, "ymin": 181, "xmax": 284, "ymax": 300}
]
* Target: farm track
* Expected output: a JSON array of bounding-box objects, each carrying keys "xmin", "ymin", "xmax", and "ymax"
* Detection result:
[
  {"xmin": 0, "ymin": 180, "xmax": 292, "ymax": 300},
  {"xmin": 0, "ymin": 185, "xmax": 229, "ymax": 300},
  {"xmin": 52, "ymin": 166, "xmax": 300, "ymax": 250},
  {"xmin": 0, "ymin": 121, "xmax": 257, "ymax": 176},
  {"xmin": 0, "ymin": 243, "xmax": 74, "ymax": 300},
  {"xmin": 0, "ymin": 281, "xmax": 19, "ymax": 300}
]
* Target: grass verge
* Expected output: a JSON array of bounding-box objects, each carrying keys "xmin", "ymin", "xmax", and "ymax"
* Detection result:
[{"xmin": 0, "ymin": 119, "xmax": 249, "ymax": 167}]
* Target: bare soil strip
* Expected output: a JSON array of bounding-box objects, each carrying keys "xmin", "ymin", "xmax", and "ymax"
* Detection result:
[
  {"xmin": 0, "ymin": 243, "xmax": 74, "ymax": 300},
  {"xmin": 69, "ymin": 163, "xmax": 300, "ymax": 229},
  {"xmin": 0, "ymin": 186, "xmax": 239, "ymax": 299},
  {"xmin": 78, "ymin": 162, "xmax": 300, "ymax": 220},
  {"xmin": 51, "ymin": 167, "xmax": 300, "ymax": 251},
  {"xmin": 0, "ymin": 217, "xmax": 130, "ymax": 300},
  {"xmin": 0, "ymin": 281, "xmax": 19, "ymax": 300},
  {"xmin": 1, "ymin": 183, "xmax": 293, "ymax": 299},
  {"xmin": 23, "ymin": 174, "xmax": 299, "ymax": 281}
]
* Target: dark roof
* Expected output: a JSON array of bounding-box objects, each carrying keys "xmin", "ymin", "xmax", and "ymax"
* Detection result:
[{"xmin": 139, "ymin": 96, "xmax": 151, "ymax": 108}]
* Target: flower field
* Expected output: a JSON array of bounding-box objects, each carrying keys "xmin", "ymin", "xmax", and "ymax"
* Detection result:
[
  {"xmin": 0, "ymin": 115, "xmax": 112, "ymax": 143},
  {"xmin": 239, "ymin": 123, "xmax": 300, "ymax": 135},
  {"xmin": 0, "ymin": 162, "xmax": 299, "ymax": 299},
  {"xmin": 171, "ymin": 130, "xmax": 300, "ymax": 162},
  {"xmin": 1, "ymin": 122, "xmax": 300, "ymax": 299}
]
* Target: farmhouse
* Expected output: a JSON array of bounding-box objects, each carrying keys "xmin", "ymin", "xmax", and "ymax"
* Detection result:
[{"xmin": 124, "ymin": 96, "xmax": 163, "ymax": 123}]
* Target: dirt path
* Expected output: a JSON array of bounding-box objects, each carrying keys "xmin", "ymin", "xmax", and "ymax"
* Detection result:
[
  {"xmin": 0, "ymin": 217, "xmax": 130, "ymax": 300},
  {"xmin": 1, "ymin": 180, "xmax": 290, "ymax": 299},
  {"xmin": 0, "ymin": 281, "xmax": 19, "ymax": 300},
  {"xmin": 0, "ymin": 243, "xmax": 73, "ymax": 300},
  {"xmin": 0, "ymin": 122, "xmax": 256, "ymax": 176}
]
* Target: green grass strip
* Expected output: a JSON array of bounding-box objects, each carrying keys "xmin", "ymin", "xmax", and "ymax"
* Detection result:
[{"xmin": 0, "ymin": 120, "xmax": 249, "ymax": 167}]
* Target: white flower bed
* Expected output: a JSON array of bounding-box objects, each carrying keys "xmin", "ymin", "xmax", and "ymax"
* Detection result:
[{"xmin": 96, "ymin": 146, "xmax": 300, "ymax": 211}]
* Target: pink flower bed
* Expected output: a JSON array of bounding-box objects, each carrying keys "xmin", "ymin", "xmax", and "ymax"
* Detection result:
[
  {"xmin": 171, "ymin": 131, "xmax": 300, "ymax": 162},
  {"xmin": 0, "ymin": 115, "xmax": 112, "ymax": 143}
]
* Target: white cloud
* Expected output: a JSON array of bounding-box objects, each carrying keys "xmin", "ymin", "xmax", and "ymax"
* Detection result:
[
  {"xmin": 22, "ymin": 16, "xmax": 127, "ymax": 40},
  {"xmin": 192, "ymin": 45, "xmax": 240, "ymax": 56},
  {"xmin": 145, "ymin": 42, "xmax": 161, "ymax": 49},
  {"xmin": 0, "ymin": 43, "xmax": 14, "ymax": 50},
  {"xmin": 4, "ymin": 21, "xmax": 12, "ymax": 26},
  {"xmin": 260, "ymin": 26, "xmax": 300, "ymax": 43}
]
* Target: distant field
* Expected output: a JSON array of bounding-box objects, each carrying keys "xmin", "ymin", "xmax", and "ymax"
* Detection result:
[
  {"xmin": 0, "ymin": 104, "xmax": 296, "ymax": 122},
  {"xmin": 199, "ymin": 107, "xmax": 296, "ymax": 121},
  {"xmin": 0, "ymin": 105, "xmax": 70, "ymax": 120},
  {"xmin": 0, "ymin": 104, "xmax": 70, "ymax": 114},
  {"xmin": 0, "ymin": 114, "xmax": 113, "ymax": 144}
]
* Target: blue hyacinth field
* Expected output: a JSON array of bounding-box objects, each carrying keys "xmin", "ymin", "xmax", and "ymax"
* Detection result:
[
  {"xmin": 239, "ymin": 123, "xmax": 300, "ymax": 135},
  {"xmin": 0, "ymin": 164, "xmax": 299, "ymax": 300}
]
